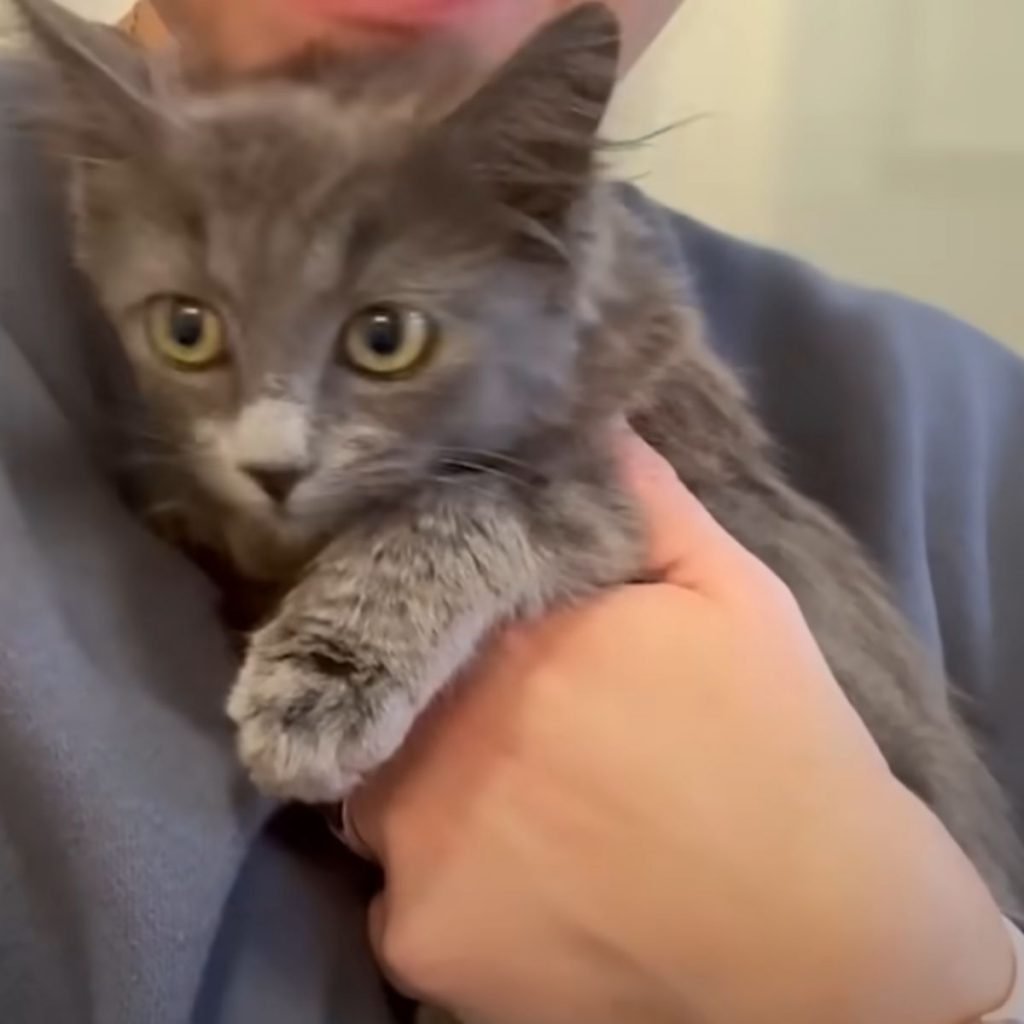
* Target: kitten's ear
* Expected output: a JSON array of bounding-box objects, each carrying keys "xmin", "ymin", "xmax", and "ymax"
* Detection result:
[
  {"xmin": 446, "ymin": 2, "xmax": 621, "ymax": 230},
  {"xmin": 13, "ymin": 0, "xmax": 160, "ymax": 158}
]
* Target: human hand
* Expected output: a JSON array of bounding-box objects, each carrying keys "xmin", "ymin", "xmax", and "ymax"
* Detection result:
[{"xmin": 345, "ymin": 432, "xmax": 1013, "ymax": 1024}]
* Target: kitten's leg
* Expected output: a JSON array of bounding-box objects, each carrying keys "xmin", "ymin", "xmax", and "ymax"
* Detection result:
[
  {"xmin": 227, "ymin": 491, "xmax": 536, "ymax": 802},
  {"xmin": 227, "ymin": 473, "xmax": 641, "ymax": 803}
]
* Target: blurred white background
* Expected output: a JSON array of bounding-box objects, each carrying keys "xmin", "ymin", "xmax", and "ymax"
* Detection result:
[
  {"xmin": 610, "ymin": 0, "xmax": 1024, "ymax": 350},
  {"xmin": 4, "ymin": 0, "xmax": 1023, "ymax": 350},
  {"xmin": 0, "ymin": 0, "xmax": 127, "ymax": 30}
]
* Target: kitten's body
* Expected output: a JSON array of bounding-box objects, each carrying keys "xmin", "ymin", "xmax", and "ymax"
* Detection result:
[{"xmin": 17, "ymin": 0, "xmax": 1020, "ymax": 922}]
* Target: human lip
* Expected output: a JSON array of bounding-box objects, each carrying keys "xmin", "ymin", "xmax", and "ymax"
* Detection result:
[{"xmin": 290, "ymin": 0, "xmax": 478, "ymax": 29}]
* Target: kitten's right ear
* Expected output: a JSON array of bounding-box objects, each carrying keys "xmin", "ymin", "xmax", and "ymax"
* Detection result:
[
  {"xmin": 13, "ymin": 0, "xmax": 161, "ymax": 158},
  {"xmin": 443, "ymin": 3, "xmax": 621, "ymax": 232}
]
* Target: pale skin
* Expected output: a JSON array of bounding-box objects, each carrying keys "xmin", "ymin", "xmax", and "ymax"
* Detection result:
[
  {"xmin": 127, "ymin": 2, "xmax": 1015, "ymax": 1021},
  {"xmin": 137, "ymin": 0, "xmax": 678, "ymax": 69}
]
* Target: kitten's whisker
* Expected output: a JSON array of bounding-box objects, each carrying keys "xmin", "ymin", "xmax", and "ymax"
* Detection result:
[
  {"xmin": 102, "ymin": 417, "xmax": 187, "ymax": 452},
  {"xmin": 433, "ymin": 460, "xmax": 533, "ymax": 492},
  {"xmin": 336, "ymin": 463, "xmax": 418, "ymax": 487},
  {"xmin": 115, "ymin": 451, "xmax": 188, "ymax": 470},
  {"xmin": 142, "ymin": 499, "xmax": 191, "ymax": 521},
  {"xmin": 424, "ymin": 474, "xmax": 504, "ymax": 502},
  {"xmin": 434, "ymin": 446, "xmax": 538, "ymax": 474},
  {"xmin": 436, "ymin": 458, "xmax": 517, "ymax": 481}
]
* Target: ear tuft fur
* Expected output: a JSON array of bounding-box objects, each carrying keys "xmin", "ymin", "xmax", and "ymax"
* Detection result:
[{"xmin": 444, "ymin": 3, "xmax": 621, "ymax": 231}]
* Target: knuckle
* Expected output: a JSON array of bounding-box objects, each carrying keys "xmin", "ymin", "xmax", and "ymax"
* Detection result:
[
  {"xmin": 377, "ymin": 913, "xmax": 440, "ymax": 994},
  {"xmin": 617, "ymin": 582, "xmax": 695, "ymax": 624},
  {"xmin": 377, "ymin": 921, "xmax": 418, "ymax": 985},
  {"xmin": 741, "ymin": 556, "xmax": 801, "ymax": 616}
]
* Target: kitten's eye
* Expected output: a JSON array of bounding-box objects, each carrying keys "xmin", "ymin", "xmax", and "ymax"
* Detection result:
[
  {"xmin": 146, "ymin": 297, "xmax": 227, "ymax": 370},
  {"xmin": 341, "ymin": 305, "xmax": 436, "ymax": 378}
]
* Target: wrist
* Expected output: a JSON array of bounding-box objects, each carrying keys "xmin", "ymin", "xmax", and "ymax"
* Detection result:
[{"xmin": 836, "ymin": 787, "xmax": 1015, "ymax": 1024}]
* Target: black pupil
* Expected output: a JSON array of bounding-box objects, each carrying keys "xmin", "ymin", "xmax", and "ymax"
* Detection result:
[
  {"xmin": 362, "ymin": 309, "xmax": 404, "ymax": 357},
  {"xmin": 171, "ymin": 304, "xmax": 206, "ymax": 349}
]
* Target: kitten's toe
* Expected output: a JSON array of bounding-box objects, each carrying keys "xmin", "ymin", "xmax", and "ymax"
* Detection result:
[{"xmin": 227, "ymin": 642, "xmax": 419, "ymax": 803}]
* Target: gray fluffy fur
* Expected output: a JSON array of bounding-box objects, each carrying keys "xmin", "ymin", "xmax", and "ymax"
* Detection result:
[{"xmin": 17, "ymin": 0, "xmax": 1020, "ymax": 909}]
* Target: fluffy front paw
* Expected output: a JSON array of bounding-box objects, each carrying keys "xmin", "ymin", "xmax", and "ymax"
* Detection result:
[{"xmin": 226, "ymin": 630, "xmax": 423, "ymax": 803}]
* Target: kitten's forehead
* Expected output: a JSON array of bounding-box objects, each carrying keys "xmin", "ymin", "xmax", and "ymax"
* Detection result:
[
  {"xmin": 150, "ymin": 71, "xmax": 506, "ymax": 309},
  {"xmin": 172, "ymin": 35, "xmax": 477, "ymax": 203},
  {"xmin": 150, "ymin": 90, "xmax": 390, "ymax": 301},
  {"xmin": 180, "ymin": 85, "xmax": 412, "ymax": 211}
]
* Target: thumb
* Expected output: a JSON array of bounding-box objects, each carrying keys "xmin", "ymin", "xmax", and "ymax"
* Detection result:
[
  {"xmin": 367, "ymin": 892, "xmax": 431, "ymax": 1001},
  {"xmin": 616, "ymin": 430, "xmax": 764, "ymax": 597}
]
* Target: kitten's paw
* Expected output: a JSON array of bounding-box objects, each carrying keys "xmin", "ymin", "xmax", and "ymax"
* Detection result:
[{"xmin": 226, "ymin": 634, "xmax": 421, "ymax": 803}]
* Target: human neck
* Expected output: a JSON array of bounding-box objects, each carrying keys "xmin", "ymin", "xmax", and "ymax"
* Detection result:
[
  {"xmin": 117, "ymin": 0, "xmax": 402, "ymax": 68},
  {"xmin": 119, "ymin": 1, "xmax": 171, "ymax": 48}
]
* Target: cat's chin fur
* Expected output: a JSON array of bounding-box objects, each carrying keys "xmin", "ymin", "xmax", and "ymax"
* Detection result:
[{"xmin": 221, "ymin": 514, "xmax": 324, "ymax": 584}]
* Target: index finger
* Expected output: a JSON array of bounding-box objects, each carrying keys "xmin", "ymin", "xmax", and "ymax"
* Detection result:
[{"xmin": 616, "ymin": 430, "xmax": 774, "ymax": 599}]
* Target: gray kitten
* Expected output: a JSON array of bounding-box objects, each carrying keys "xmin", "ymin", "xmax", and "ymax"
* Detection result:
[{"xmin": 17, "ymin": 0, "xmax": 1020, "ymax": 911}]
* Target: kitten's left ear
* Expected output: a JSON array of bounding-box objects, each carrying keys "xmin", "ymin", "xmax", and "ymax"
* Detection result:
[
  {"xmin": 13, "ymin": 0, "xmax": 161, "ymax": 158},
  {"xmin": 445, "ymin": 2, "xmax": 621, "ymax": 231}
]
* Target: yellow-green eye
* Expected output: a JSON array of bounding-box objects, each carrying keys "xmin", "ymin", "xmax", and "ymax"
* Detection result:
[
  {"xmin": 146, "ymin": 297, "xmax": 226, "ymax": 370},
  {"xmin": 341, "ymin": 305, "xmax": 436, "ymax": 378}
]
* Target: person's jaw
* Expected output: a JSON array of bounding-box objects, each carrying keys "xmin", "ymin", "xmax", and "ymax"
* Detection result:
[{"xmin": 137, "ymin": 0, "xmax": 681, "ymax": 71}]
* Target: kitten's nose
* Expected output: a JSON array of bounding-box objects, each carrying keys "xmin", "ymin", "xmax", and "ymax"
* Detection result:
[{"xmin": 244, "ymin": 466, "xmax": 304, "ymax": 503}]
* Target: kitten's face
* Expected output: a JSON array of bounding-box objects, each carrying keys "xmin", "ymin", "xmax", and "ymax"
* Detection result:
[
  {"xmin": 21, "ymin": 0, "xmax": 620, "ymax": 575},
  {"xmin": 88, "ymin": 86, "xmax": 584, "ymax": 570}
]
